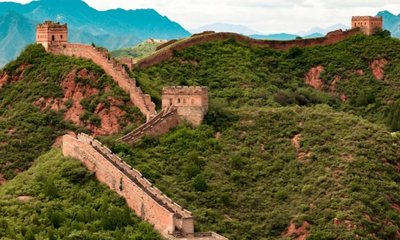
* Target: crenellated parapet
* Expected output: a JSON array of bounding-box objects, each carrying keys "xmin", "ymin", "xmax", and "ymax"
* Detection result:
[
  {"xmin": 351, "ymin": 16, "xmax": 383, "ymax": 35},
  {"xmin": 62, "ymin": 133, "xmax": 227, "ymax": 240},
  {"xmin": 162, "ymin": 86, "xmax": 209, "ymax": 126}
]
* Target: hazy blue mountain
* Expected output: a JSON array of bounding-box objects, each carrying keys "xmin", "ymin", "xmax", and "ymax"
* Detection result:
[
  {"xmin": 377, "ymin": 11, "xmax": 400, "ymax": 37},
  {"xmin": 0, "ymin": 0, "xmax": 190, "ymax": 68},
  {"xmin": 297, "ymin": 24, "xmax": 348, "ymax": 36},
  {"xmin": 303, "ymin": 32, "xmax": 324, "ymax": 39},
  {"xmin": 0, "ymin": 12, "xmax": 36, "ymax": 67},
  {"xmin": 250, "ymin": 33, "xmax": 299, "ymax": 40},
  {"xmin": 190, "ymin": 23, "xmax": 262, "ymax": 35}
]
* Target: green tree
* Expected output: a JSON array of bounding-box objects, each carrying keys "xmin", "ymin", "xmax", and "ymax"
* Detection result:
[{"xmin": 387, "ymin": 100, "xmax": 400, "ymax": 131}]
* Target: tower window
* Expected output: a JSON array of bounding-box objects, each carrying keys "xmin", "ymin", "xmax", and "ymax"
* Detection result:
[
  {"xmin": 60, "ymin": 35, "xmax": 63, "ymax": 39},
  {"xmin": 52, "ymin": 35, "xmax": 55, "ymax": 41},
  {"xmin": 177, "ymin": 98, "xmax": 181, "ymax": 103}
]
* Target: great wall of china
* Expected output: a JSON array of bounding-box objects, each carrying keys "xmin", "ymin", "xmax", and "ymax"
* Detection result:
[
  {"xmin": 49, "ymin": 43, "xmax": 156, "ymax": 121},
  {"xmin": 35, "ymin": 16, "xmax": 382, "ymax": 239},
  {"xmin": 63, "ymin": 133, "xmax": 227, "ymax": 240},
  {"xmin": 135, "ymin": 28, "xmax": 362, "ymax": 69}
]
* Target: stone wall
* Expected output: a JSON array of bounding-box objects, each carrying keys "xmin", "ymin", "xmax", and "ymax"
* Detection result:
[
  {"xmin": 62, "ymin": 133, "xmax": 227, "ymax": 240},
  {"xmin": 351, "ymin": 16, "xmax": 383, "ymax": 35},
  {"xmin": 49, "ymin": 43, "xmax": 156, "ymax": 120},
  {"xmin": 162, "ymin": 86, "xmax": 209, "ymax": 126},
  {"xmin": 120, "ymin": 105, "xmax": 180, "ymax": 144},
  {"xmin": 135, "ymin": 28, "xmax": 361, "ymax": 69}
]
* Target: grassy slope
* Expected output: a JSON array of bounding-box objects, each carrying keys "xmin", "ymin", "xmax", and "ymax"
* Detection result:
[
  {"xmin": 104, "ymin": 106, "xmax": 400, "ymax": 239},
  {"xmin": 132, "ymin": 34, "xmax": 400, "ymax": 126},
  {"xmin": 0, "ymin": 44, "xmax": 143, "ymax": 180},
  {"xmin": 0, "ymin": 149, "xmax": 161, "ymax": 239},
  {"xmin": 111, "ymin": 41, "xmax": 163, "ymax": 59},
  {"xmin": 100, "ymin": 34, "xmax": 400, "ymax": 239}
]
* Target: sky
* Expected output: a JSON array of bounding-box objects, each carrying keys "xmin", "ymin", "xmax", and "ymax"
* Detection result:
[{"xmin": 2, "ymin": 0, "xmax": 400, "ymax": 33}]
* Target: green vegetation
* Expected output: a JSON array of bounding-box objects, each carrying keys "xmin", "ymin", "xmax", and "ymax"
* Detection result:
[
  {"xmin": 1, "ymin": 34, "xmax": 400, "ymax": 240},
  {"xmin": 104, "ymin": 106, "xmax": 400, "ymax": 240},
  {"xmin": 0, "ymin": 149, "xmax": 161, "ymax": 239},
  {"xmin": 110, "ymin": 34, "xmax": 400, "ymax": 239},
  {"xmin": 0, "ymin": 44, "xmax": 142, "ymax": 180},
  {"xmin": 132, "ymin": 34, "xmax": 400, "ymax": 128},
  {"xmin": 111, "ymin": 40, "xmax": 165, "ymax": 59}
]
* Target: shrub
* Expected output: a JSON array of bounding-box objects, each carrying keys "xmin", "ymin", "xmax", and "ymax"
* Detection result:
[
  {"xmin": 387, "ymin": 100, "xmax": 400, "ymax": 131},
  {"xmin": 192, "ymin": 174, "xmax": 208, "ymax": 192}
]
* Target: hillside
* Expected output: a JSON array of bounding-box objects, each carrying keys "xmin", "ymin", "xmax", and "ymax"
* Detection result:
[
  {"xmin": 0, "ymin": 149, "xmax": 161, "ymax": 239},
  {"xmin": 133, "ymin": 33, "xmax": 400, "ymax": 129},
  {"xmin": 111, "ymin": 39, "xmax": 167, "ymax": 60},
  {"xmin": 0, "ymin": 31, "xmax": 399, "ymax": 239},
  {"xmin": 0, "ymin": 44, "xmax": 143, "ymax": 182},
  {"xmin": 111, "ymin": 33, "xmax": 400, "ymax": 239},
  {"xmin": 0, "ymin": 0, "xmax": 190, "ymax": 67},
  {"xmin": 103, "ymin": 106, "xmax": 400, "ymax": 239}
]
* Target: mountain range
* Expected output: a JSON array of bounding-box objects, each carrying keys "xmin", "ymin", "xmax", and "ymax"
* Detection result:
[
  {"xmin": 190, "ymin": 23, "xmax": 262, "ymax": 36},
  {"xmin": 0, "ymin": 0, "xmax": 190, "ymax": 67}
]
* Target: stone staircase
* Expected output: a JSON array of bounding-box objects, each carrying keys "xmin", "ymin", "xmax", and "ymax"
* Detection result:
[{"xmin": 120, "ymin": 105, "xmax": 180, "ymax": 144}]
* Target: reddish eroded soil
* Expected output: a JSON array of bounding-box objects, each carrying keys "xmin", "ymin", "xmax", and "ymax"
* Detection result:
[
  {"xmin": 355, "ymin": 69, "xmax": 364, "ymax": 76},
  {"xmin": 89, "ymin": 97, "xmax": 127, "ymax": 135},
  {"xmin": 392, "ymin": 203, "xmax": 400, "ymax": 213},
  {"xmin": 34, "ymin": 68, "xmax": 132, "ymax": 135},
  {"xmin": 291, "ymin": 134, "xmax": 311, "ymax": 161},
  {"xmin": 305, "ymin": 66, "xmax": 348, "ymax": 102},
  {"xmin": 0, "ymin": 72, "xmax": 9, "ymax": 88},
  {"xmin": 291, "ymin": 134, "xmax": 301, "ymax": 151},
  {"xmin": 0, "ymin": 173, "xmax": 6, "ymax": 185},
  {"xmin": 305, "ymin": 65, "xmax": 324, "ymax": 90},
  {"xmin": 283, "ymin": 221, "xmax": 310, "ymax": 240},
  {"xmin": 370, "ymin": 59, "xmax": 389, "ymax": 80},
  {"xmin": 0, "ymin": 64, "xmax": 30, "ymax": 88},
  {"xmin": 334, "ymin": 218, "xmax": 357, "ymax": 230},
  {"xmin": 329, "ymin": 76, "xmax": 341, "ymax": 93}
]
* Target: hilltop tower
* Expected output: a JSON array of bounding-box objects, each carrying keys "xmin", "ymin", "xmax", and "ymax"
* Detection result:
[
  {"xmin": 162, "ymin": 86, "xmax": 209, "ymax": 126},
  {"xmin": 352, "ymin": 16, "xmax": 383, "ymax": 35},
  {"xmin": 36, "ymin": 21, "xmax": 68, "ymax": 50}
]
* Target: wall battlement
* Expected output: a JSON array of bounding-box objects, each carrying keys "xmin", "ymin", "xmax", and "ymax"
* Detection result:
[
  {"xmin": 62, "ymin": 133, "xmax": 227, "ymax": 240},
  {"xmin": 351, "ymin": 16, "xmax": 383, "ymax": 35},
  {"xmin": 162, "ymin": 86, "xmax": 209, "ymax": 126},
  {"xmin": 135, "ymin": 28, "xmax": 362, "ymax": 69},
  {"xmin": 163, "ymin": 86, "xmax": 209, "ymax": 95},
  {"xmin": 36, "ymin": 21, "xmax": 68, "ymax": 50},
  {"xmin": 47, "ymin": 42, "xmax": 156, "ymax": 120}
]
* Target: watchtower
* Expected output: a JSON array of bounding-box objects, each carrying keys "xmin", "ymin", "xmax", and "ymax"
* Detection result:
[
  {"xmin": 162, "ymin": 86, "xmax": 209, "ymax": 126},
  {"xmin": 36, "ymin": 21, "xmax": 68, "ymax": 50},
  {"xmin": 351, "ymin": 16, "xmax": 383, "ymax": 35}
]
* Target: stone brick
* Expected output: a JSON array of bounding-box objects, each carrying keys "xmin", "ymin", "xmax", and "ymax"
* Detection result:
[
  {"xmin": 351, "ymin": 16, "xmax": 383, "ymax": 36},
  {"xmin": 162, "ymin": 86, "xmax": 209, "ymax": 126},
  {"xmin": 62, "ymin": 134, "xmax": 227, "ymax": 240}
]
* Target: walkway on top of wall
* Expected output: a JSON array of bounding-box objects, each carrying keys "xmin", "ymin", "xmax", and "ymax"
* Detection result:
[
  {"xmin": 49, "ymin": 43, "xmax": 157, "ymax": 121},
  {"xmin": 135, "ymin": 28, "xmax": 362, "ymax": 69}
]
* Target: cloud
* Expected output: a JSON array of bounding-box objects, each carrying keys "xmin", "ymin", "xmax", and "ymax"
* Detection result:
[{"xmin": 1, "ymin": 0, "xmax": 400, "ymax": 33}]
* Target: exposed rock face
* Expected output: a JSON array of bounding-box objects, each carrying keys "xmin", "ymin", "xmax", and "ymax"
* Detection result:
[
  {"xmin": 284, "ymin": 221, "xmax": 310, "ymax": 240},
  {"xmin": 305, "ymin": 65, "xmax": 325, "ymax": 90},
  {"xmin": 90, "ymin": 97, "xmax": 127, "ymax": 135},
  {"xmin": 291, "ymin": 134, "xmax": 311, "ymax": 161},
  {"xmin": 0, "ymin": 72, "xmax": 9, "ymax": 88},
  {"xmin": 329, "ymin": 76, "xmax": 341, "ymax": 93},
  {"xmin": 62, "ymin": 69, "xmax": 99, "ymax": 124},
  {"xmin": 0, "ymin": 173, "xmax": 6, "ymax": 185},
  {"xmin": 370, "ymin": 59, "xmax": 389, "ymax": 80},
  {"xmin": 17, "ymin": 196, "xmax": 34, "ymax": 202},
  {"xmin": 355, "ymin": 69, "xmax": 364, "ymax": 76},
  {"xmin": 291, "ymin": 134, "xmax": 302, "ymax": 151},
  {"xmin": 33, "ymin": 68, "xmax": 132, "ymax": 135}
]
